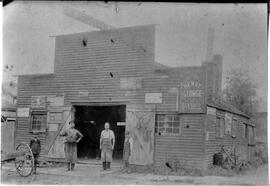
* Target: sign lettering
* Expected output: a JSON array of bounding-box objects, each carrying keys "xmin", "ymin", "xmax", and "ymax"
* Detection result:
[{"xmin": 179, "ymin": 79, "xmax": 205, "ymax": 113}]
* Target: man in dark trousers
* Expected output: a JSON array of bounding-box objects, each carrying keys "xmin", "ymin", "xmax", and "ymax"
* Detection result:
[
  {"xmin": 60, "ymin": 121, "xmax": 83, "ymax": 171},
  {"xmin": 29, "ymin": 132, "xmax": 41, "ymax": 174}
]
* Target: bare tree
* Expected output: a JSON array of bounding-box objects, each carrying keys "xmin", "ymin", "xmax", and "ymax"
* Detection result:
[{"xmin": 223, "ymin": 68, "xmax": 258, "ymax": 116}]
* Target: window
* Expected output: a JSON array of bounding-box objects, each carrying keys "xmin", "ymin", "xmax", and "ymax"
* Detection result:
[
  {"xmin": 216, "ymin": 117, "xmax": 225, "ymax": 138},
  {"xmin": 225, "ymin": 113, "xmax": 232, "ymax": 135},
  {"xmin": 243, "ymin": 123, "xmax": 248, "ymax": 138},
  {"xmin": 231, "ymin": 119, "xmax": 237, "ymax": 138},
  {"xmin": 155, "ymin": 114, "xmax": 180, "ymax": 135},
  {"xmin": 31, "ymin": 111, "xmax": 47, "ymax": 131},
  {"xmin": 249, "ymin": 126, "xmax": 255, "ymax": 144}
]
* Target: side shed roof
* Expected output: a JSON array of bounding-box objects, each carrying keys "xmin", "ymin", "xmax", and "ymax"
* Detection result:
[{"xmin": 207, "ymin": 99, "xmax": 250, "ymax": 119}]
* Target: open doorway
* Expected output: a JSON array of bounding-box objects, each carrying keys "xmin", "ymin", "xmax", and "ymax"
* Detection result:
[{"xmin": 74, "ymin": 105, "xmax": 126, "ymax": 160}]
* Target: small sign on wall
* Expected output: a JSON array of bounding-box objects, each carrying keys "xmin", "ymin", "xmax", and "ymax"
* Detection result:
[
  {"xmin": 47, "ymin": 95, "xmax": 64, "ymax": 106},
  {"xmin": 207, "ymin": 107, "xmax": 216, "ymax": 115},
  {"xmin": 120, "ymin": 77, "xmax": 142, "ymax": 89},
  {"xmin": 145, "ymin": 93, "xmax": 162, "ymax": 103},
  {"xmin": 31, "ymin": 96, "xmax": 46, "ymax": 108},
  {"xmin": 78, "ymin": 91, "xmax": 89, "ymax": 97},
  {"xmin": 17, "ymin": 108, "xmax": 30, "ymax": 117},
  {"xmin": 117, "ymin": 122, "xmax": 126, "ymax": 126},
  {"xmin": 48, "ymin": 124, "xmax": 58, "ymax": 131},
  {"xmin": 206, "ymin": 132, "xmax": 210, "ymax": 141}
]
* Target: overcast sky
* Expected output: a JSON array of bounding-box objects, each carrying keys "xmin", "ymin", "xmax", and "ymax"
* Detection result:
[{"xmin": 3, "ymin": 2, "xmax": 267, "ymax": 110}]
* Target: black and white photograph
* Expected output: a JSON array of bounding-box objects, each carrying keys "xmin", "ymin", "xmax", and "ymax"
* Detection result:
[{"xmin": 1, "ymin": 2, "xmax": 268, "ymax": 185}]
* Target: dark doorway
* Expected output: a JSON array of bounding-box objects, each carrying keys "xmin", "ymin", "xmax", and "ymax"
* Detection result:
[{"xmin": 74, "ymin": 105, "xmax": 126, "ymax": 160}]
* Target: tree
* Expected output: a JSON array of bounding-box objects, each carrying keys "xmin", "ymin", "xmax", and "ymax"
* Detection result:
[
  {"xmin": 2, "ymin": 64, "xmax": 17, "ymax": 105},
  {"xmin": 223, "ymin": 68, "xmax": 258, "ymax": 116}
]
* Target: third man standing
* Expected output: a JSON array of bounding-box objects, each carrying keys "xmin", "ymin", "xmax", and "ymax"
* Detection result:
[{"xmin": 100, "ymin": 122, "xmax": 115, "ymax": 170}]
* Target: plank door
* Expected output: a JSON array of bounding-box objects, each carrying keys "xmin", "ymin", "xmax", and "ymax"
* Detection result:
[
  {"xmin": 126, "ymin": 104, "xmax": 155, "ymax": 165},
  {"xmin": 1, "ymin": 121, "xmax": 15, "ymax": 153},
  {"xmin": 45, "ymin": 106, "xmax": 73, "ymax": 158}
]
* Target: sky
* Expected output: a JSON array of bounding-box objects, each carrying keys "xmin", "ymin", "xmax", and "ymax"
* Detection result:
[{"xmin": 3, "ymin": 2, "xmax": 268, "ymax": 111}]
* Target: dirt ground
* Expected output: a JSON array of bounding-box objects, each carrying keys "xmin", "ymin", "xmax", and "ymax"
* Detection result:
[{"xmin": 1, "ymin": 162, "xmax": 269, "ymax": 185}]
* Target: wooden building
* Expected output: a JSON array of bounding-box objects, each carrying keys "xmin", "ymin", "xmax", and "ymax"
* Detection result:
[
  {"xmin": 16, "ymin": 25, "xmax": 255, "ymax": 169},
  {"xmin": 1, "ymin": 103, "xmax": 16, "ymax": 154}
]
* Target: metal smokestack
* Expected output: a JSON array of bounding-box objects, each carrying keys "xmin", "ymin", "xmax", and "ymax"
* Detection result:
[{"xmin": 206, "ymin": 27, "xmax": 214, "ymax": 61}]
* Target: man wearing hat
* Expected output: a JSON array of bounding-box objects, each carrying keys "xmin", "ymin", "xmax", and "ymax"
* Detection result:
[
  {"xmin": 100, "ymin": 122, "xmax": 115, "ymax": 170},
  {"xmin": 60, "ymin": 121, "xmax": 83, "ymax": 171},
  {"xmin": 29, "ymin": 132, "xmax": 41, "ymax": 174}
]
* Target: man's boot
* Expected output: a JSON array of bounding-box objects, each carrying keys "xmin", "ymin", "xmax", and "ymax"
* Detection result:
[
  {"xmin": 102, "ymin": 162, "xmax": 106, "ymax": 170},
  {"xmin": 66, "ymin": 162, "xmax": 71, "ymax": 171},
  {"xmin": 33, "ymin": 165, "xmax": 36, "ymax": 174},
  {"xmin": 107, "ymin": 162, "xmax": 111, "ymax": 170},
  {"xmin": 71, "ymin": 163, "xmax": 75, "ymax": 171}
]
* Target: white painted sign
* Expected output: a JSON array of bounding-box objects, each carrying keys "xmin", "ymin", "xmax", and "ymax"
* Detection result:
[
  {"xmin": 179, "ymin": 79, "xmax": 205, "ymax": 113},
  {"xmin": 47, "ymin": 95, "xmax": 64, "ymax": 106},
  {"xmin": 124, "ymin": 91, "xmax": 137, "ymax": 97},
  {"xmin": 48, "ymin": 124, "xmax": 58, "ymax": 131},
  {"xmin": 145, "ymin": 93, "xmax": 162, "ymax": 103},
  {"xmin": 206, "ymin": 132, "xmax": 210, "ymax": 141},
  {"xmin": 78, "ymin": 91, "xmax": 89, "ymax": 97},
  {"xmin": 17, "ymin": 108, "xmax": 30, "ymax": 117},
  {"xmin": 120, "ymin": 77, "xmax": 142, "ymax": 89},
  {"xmin": 207, "ymin": 107, "xmax": 216, "ymax": 115},
  {"xmin": 168, "ymin": 87, "xmax": 178, "ymax": 94},
  {"xmin": 31, "ymin": 96, "xmax": 46, "ymax": 108},
  {"xmin": 117, "ymin": 122, "xmax": 126, "ymax": 126}
]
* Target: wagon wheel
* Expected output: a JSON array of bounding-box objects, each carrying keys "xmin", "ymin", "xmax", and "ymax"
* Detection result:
[{"xmin": 14, "ymin": 144, "xmax": 34, "ymax": 177}]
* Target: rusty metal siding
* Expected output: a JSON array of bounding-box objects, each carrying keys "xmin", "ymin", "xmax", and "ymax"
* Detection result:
[
  {"xmin": 154, "ymin": 114, "xmax": 205, "ymax": 169},
  {"xmin": 204, "ymin": 112, "xmax": 250, "ymax": 168}
]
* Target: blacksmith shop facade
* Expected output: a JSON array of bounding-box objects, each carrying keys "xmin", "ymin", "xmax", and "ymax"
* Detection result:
[{"xmin": 16, "ymin": 25, "xmax": 255, "ymax": 169}]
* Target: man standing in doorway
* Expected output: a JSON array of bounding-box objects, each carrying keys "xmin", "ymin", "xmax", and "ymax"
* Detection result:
[
  {"xmin": 60, "ymin": 121, "xmax": 83, "ymax": 171},
  {"xmin": 100, "ymin": 122, "xmax": 115, "ymax": 170}
]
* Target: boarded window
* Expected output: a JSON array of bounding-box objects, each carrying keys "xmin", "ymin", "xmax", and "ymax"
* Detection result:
[
  {"xmin": 249, "ymin": 126, "xmax": 255, "ymax": 144},
  {"xmin": 155, "ymin": 114, "xmax": 180, "ymax": 135},
  {"xmin": 216, "ymin": 117, "xmax": 220, "ymax": 137},
  {"xmin": 231, "ymin": 119, "xmax": 237, "ymax": 138},
  {"xmin": 216, "ymin": 117, "xmax": 225, "ymax": 138},
  {"xmin": 225, "ymin": 113, "xmax": 232, "ymax": 135},
  {"xmin": 31, "ymin": 111, "xmax": 47, "ymax": 131},
  {"xmin": 243, "ymin": 123, "xmax": 248, "ymax": 138}
]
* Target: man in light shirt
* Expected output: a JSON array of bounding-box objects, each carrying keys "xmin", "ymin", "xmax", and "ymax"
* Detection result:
[{"xmin": 100, "ymin": 122, "xmax": 115, "ymax": 170}]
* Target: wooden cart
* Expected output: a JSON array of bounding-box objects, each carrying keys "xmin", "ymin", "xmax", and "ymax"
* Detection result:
[{"xmin": 1, "ymin": 143, "xmax": 35, "ymax": 177}]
